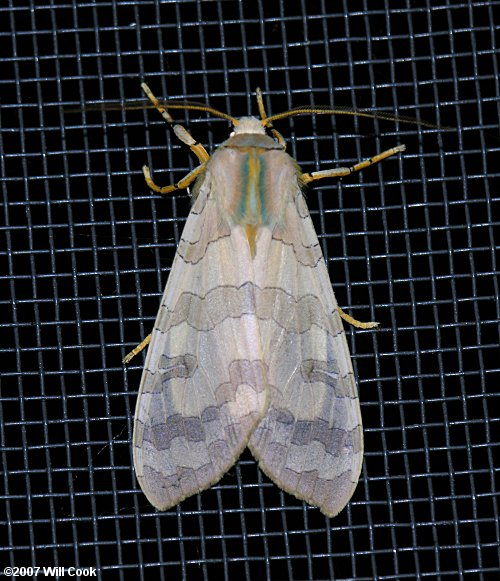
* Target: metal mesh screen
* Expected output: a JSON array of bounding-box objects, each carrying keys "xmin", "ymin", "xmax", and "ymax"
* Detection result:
[{"xmin": 1, "ymin": 0, "xmax": 499, "ymax": 578}]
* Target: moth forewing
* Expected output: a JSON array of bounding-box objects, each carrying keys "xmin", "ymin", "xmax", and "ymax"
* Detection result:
[
  {"xmin": 133, "ymin": 85, "xmax": 405, "ymax": 516},
  {"xmin": 246, "ymin": 182, "xmax": 363, "ymax": 518},
  {"xmin": 133, "ymin": 151, "xmax": 269, "ymax": 510}
]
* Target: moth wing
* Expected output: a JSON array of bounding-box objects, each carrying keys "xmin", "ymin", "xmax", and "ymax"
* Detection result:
[
  {"xmin": 249, "ymin": 191, "xmax": 363, "ymax": 518},
  {"xmin": 133, "ymin": 185, "xmax": 267, "ymax": 510}
]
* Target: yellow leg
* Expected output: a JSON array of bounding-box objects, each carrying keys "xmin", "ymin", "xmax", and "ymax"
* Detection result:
[
  {"xmin": 142, "ymin": 83, "xmax": 210, "ymax": 163},
  {"xmin": 301, "ymin": 144, "xmax": 402, "ymax": 331},
  {"xmin": 302, "ymin": 145, "xmax": 406, "ymax": 184},
  {"xmin": 143, "ymin": 163, "xmax": 206, "ymax": 195},
  {"xmin": 123, "ymin": 333, "xmax": 152, "ymax": 364},
  {"xmin": 141, "ymin": 83, "xmax": 210, "ymax": 194},
  {"xmin": 337, "ymin": 307, "xmax": 379, "ymax": 330},
  {"xmin": 255, "ymin": 87, "xmax": 287, "ymax": 149},
  {"xmin": 128, "ymin": 86, "xmax": 209, "ymax": 364}
]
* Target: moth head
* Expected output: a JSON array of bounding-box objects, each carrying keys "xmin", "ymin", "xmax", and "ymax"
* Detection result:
[{"xmin": 231, "ymin": 117, "xmax": 266, "ymax": 136}]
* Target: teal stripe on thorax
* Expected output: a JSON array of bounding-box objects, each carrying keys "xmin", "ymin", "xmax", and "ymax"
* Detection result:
[{"xmin": 238, "ymin": 149, "xmax": 267, "ymax": 224}]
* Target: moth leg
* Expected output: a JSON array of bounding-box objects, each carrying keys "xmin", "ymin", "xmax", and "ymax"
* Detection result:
[
  {"xmin": 305, "ymin": 145, "xmax": 405, "ymax": 330},
  {"xmin": 123, "ymin": 333, "xmax": 152, "ymax": 364},
  {"xmin": 337, "ymin": 307, "xmax": 379, "ymax": 330},
  {"xmin": 142, "ymin": 82, "xmax": 209, "ymax": 163},
  {"xmin": 301, "ymin": 144, "xmax": 406, "ymax": 184},
  {"xmin": 143, "ymin": 162, "xmax": 206, "ymax": 195},
  {"xmin": 270, "ymin": 128, "xmax": 286, "ymax": 149},
  {"xmin": 255, "ymin": 87, "xmax": 287, "ymax": 150}
]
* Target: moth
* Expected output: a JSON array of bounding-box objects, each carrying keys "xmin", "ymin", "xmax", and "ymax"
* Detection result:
[{"xmin": 129, "ymin": 84, "xmax": 406, "ymax": 517}]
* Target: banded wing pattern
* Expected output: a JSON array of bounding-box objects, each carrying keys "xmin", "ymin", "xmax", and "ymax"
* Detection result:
[
  {"xmin": 133, "ymin": 180, "xmax": 268, "ymax": 510},
  {"xmin": 248, "ymin": 193, "xmax": 363, "ymax": 518}
]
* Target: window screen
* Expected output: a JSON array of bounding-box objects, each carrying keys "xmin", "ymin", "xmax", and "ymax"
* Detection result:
[{"xmin": 1, "ymin": 1, "xmax": 499, "ymax": 578}]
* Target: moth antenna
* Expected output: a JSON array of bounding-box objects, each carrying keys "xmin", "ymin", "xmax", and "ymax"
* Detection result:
[{"xmin": 263, "ymin": 105, "xmax": 440, "ymax": 128}]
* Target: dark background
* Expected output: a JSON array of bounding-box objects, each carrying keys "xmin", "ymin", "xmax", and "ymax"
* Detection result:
[{"xmin": 1, "ymin": 1, "xmax": 499, "ymax": 579}]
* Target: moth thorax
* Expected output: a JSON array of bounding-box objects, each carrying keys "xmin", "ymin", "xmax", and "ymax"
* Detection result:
[{"xmin": 233, "ymin": 117, "xmax": 266, "ymax": 135}]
